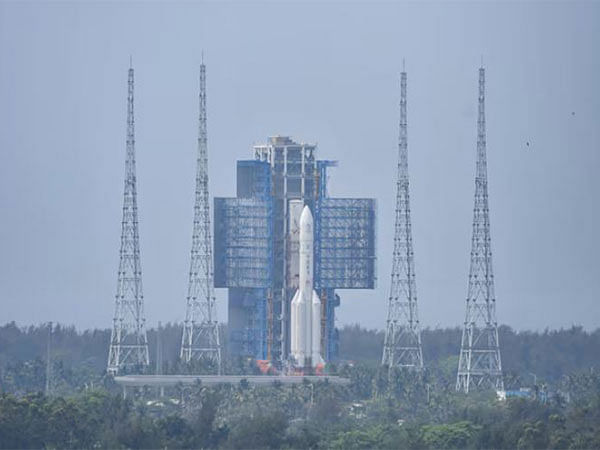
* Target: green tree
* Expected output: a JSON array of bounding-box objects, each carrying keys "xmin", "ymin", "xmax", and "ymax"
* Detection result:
[
  {"xmin": 421, "ymin": 421, "xmax": 481, "ymax": 449},
  {"xmin": 225, "ymin": 411, "xmax": 288, "ymax": 449}
]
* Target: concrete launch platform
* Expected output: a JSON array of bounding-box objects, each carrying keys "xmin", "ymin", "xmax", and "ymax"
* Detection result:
[{"xmin": 114, "ymin": 374, "xmax": 350, "ymax": 389}]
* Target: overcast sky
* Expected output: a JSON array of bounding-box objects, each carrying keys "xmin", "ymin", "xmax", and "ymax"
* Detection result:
[{"xmin": 1, "ymin": 1, "xmax": 598, "ymax": 332}]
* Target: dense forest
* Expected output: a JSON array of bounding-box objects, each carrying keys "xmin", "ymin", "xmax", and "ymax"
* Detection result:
[
  {"xmin": 0, "ymin": 321, "xmax": 599, "ymax": 448},
  {"xmin": 1, "ymin": 322, "xmax": 598, "ymax": 391}
]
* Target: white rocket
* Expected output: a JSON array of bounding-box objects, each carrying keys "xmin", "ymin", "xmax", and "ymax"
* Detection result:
[{"xmin": 290, "ymin": 205, "xmax": 323, "ymax": 368}]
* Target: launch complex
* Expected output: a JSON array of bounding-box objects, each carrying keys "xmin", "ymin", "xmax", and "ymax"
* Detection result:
[{"xmin": 109, "ymin": 60, "xmax": 505, "ymax": 393}]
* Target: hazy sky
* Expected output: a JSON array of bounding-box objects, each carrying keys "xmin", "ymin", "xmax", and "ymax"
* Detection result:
[{"xmin": 1, "ymin": 1, "xmax": 598, "ymax": 332}]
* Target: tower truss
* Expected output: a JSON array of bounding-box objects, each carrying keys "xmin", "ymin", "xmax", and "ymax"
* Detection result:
[
  {"xmin": 382, "ymin": 67, "xmax": 424, "ymax": 370},
  {"xmin": 456, "ymin": 67, "xmax": 504, "ymax": 393},
  {"xmin": 180, "ymin": 61, "xmax": 222, "ymax": 371},
  {"xmin": 107, "ymin": 64, "xmax": 150, "ymax": 374}
]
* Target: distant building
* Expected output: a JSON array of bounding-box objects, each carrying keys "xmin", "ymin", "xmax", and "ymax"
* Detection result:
[
  {"xmin": 497, "ymin": 388, "xmax": 533, "ymax": 401},
  {"xmin": 497, "ymin": 387, "xmax": 548, "ymax": 403},
  {"xmin": 214, "ymin": 136, "xmax": 376, "ymax": 364}
]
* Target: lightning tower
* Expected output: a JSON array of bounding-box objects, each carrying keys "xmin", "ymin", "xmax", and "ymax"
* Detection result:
[
  {"xmin": 382, "ymin": 66, "xmax": 424, "ymax": 370},
  {"xmin": 107, "ymin": 63, "xmax": 150, "ymax": 374},
  {"xmin": 180, "ymin": 61, "xmax": 222, "ymax": 371},
  {"xmin": 456, "ymin": 67, "xmax": 504, "ymax": 393}
]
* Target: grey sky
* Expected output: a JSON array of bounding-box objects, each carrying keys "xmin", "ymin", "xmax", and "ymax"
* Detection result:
[{"xmin": 0, "ymin": 1, "xmax": 598, "ymax": 331}]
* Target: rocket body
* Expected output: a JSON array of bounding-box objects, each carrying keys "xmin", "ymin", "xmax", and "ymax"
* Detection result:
[{"xmin": 290, "ymin": 205, "xmax": 323, "ymax": 368}]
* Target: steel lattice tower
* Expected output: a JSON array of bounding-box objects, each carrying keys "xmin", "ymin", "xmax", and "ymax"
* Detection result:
[
  {"xmin": 180, "ymin": 61, "xmax": 222, "ymax": 371},
  {"xmin": 382, "ymin": 67, "xmax": 424, "ymax": 370},
  {"xmin": 107, "ymin": 64, "xmax": 150, "ymax": 374},
  {"xmin": 456, "ymin": 67, "xmax": 504, "ymax": 393}
]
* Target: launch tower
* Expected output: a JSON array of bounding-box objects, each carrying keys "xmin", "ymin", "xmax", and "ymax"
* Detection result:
[{"xmin": 214, "ymin": 137, "xmax": 376, "ymax": 365}]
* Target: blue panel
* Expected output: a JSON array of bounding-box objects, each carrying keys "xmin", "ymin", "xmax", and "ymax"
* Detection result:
[
  {"xmin": 315, "ymin": 198, "xmax": 376, "ymax": 289},
  {"xmin": 228, "ymin": 288, "xmax": 267, "ymax": 359},
  {"xmin": 236, "ymin": 160, "xmax": 271, "ymax": 199},
  {"xmin": 323, "ymin": 289, "xmax": 340, "ymax": 360},
  {"xmin": 214, "ymin": 198, "xmax": 273, "ymax": 288}
]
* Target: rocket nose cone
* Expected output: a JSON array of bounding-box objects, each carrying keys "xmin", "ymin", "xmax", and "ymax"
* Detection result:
[{"xmin": 300, "ymin": 205, "xmax": 313, "ymax": 225}]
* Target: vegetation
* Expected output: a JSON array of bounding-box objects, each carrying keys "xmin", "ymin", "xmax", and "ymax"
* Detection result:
[
  {"xmin": 339, "ymin": 324, "xmax": 600, "ymax": 386},
  {"xmin": 0, "ymin": 321, "xmax": 599, "ymax": 449}
]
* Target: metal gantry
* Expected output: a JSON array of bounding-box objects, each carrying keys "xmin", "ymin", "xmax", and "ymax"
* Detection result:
[
  {"xmin": 456, "ymin": 67, "xmax": 504, "ymax": 393},
  {"xmin": 316, "ymin": 198, "xmax": 376, "ymax": 290},
  {"xmin": 107, "ymin": 64, "xmax": 150, "ymax": 374},
  {"xmin": 180, "ymin": 61, "xmax": 222, "ymax": 372},
  {"xmin": 382, "ymin": 67, "xmax": 424, "ymax": 370}
]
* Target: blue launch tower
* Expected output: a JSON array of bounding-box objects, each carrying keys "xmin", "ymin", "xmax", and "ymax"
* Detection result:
[{"xmin": 214, "ymin": 136, "xmax": 376, "ymax": 364}]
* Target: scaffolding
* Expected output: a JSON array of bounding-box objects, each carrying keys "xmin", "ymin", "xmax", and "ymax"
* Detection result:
[
  {"xmin": 214, "ymin": 198, "xmax": 272, "ymax": 288},
  {"xmin": 227, "ymin": 288, "xmax": 268, "ymax": 358},
  {"xmin": 214, "ymin": 160, "xmax": 273, "ymax": 359},
  {"xmin": 315, "ymin": 198, "xmax": 377, "ymax": 289},
  {"xmin": 317, "ymin": 289, "xmax": 341, "ymax": 360}
]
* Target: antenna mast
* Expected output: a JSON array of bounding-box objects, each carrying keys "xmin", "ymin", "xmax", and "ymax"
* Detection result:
[
  {"xmin": 456, "ymin": 67, "xmax": 504, "ymax": 393},
  {"xmin": 382, "ymin": 67, "xmax": 424, "ymax": 370},
  {"xmin": 107, "ymin": 64, "xmax": 150, "ymax": 374},
  {"xmin": 180, "ymin": 61, "xmax": 222, "ymax": 372}
]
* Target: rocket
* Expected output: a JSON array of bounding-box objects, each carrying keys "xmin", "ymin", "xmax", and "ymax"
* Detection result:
[{"xmin": 290, "ymin": 205, "xmax": 323, "ymax": 368}]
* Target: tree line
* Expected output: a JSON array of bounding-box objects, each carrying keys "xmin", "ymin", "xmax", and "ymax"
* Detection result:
[
  {"xmin": 1, "ymin": 368, "xmax": 599, "ymax": 449},
  {"xmin": 1, "ymin": 321, "xmax": 598, "ymax": 394},
  {"xmin": 1, "ymin": 321, "xmax": 600, "ymax": 448}
]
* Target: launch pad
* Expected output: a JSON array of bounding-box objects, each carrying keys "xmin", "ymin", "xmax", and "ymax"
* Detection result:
[
  {"xmin": 114, "ymin": 374, "xmax": 350, "ymax": 398},
  {"xmin": 114, "ymin": 374, "xmax": 350, "ymax": 387}
]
